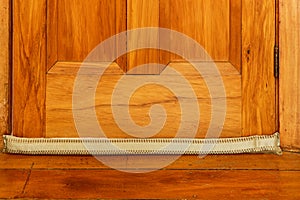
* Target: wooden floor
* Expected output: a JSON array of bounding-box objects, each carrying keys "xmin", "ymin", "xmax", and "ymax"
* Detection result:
[{"xmin": 0, "ymin": 138, "xmax": 300, "ymax": 199}]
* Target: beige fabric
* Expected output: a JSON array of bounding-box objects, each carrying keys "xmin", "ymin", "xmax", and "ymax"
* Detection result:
[{"xmin": 3, "ymin": 133, "xmax": 282, "ymax": 155}]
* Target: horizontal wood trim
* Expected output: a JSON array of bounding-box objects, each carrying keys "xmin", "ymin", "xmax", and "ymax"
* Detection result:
[{"xmin": 47, "ymin": 62, "xmax": 124, "ymax": 75}]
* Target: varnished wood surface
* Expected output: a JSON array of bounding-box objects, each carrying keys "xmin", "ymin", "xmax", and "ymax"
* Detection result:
[
  {"xmin": 13, "ymin": 0, "xmax": 46, "ymax": 138},
  {"xmin": 5, "ymin": 0, "xmax": 300, "ymax": 151},
  {"xmin": 46, "ymin": 0, "xmax": 58, "ymax": 71},
  {"xmin": 1, "ymin": 152, "xmax": 300, "ymax": 171},
  {"xmin": 46, "ymin": 62, "xmax": 241, "ymax": 138},
  {"xmin": 12, "ymin": 0, "xmax": 279, "ymax": 140},
  {"xmin": 229, "ymin": 0, "xmax": 242, "ymax": 72},
  {"xmin": 127, "ymin": 0, "xmax": 162, "ymax": 74},
  {"xmin": 115, "ymin": 0, "xmax": 127, "ymax": 72},
  {"xmin": 169, "ymin": 0, "xmax": 230, "ymax": 62},
  {"xmin": 126, "ymin": 0, "xmax": 231, "ymax": 74},
  {"xmin": 57, "ymin": 0, "xmax": 117, "ymax": 62},
  {"xmin": 49, "ymin": 0, "xmax": 127, "ymax": 72},
  {"xmin": 279, "ymin": 0, "xmax": 300, "ymax": 150},
  {"xmin": 19, "ymin": 169, "xmax": 300, "ymax": 199},
  {"xmin": 0, "ymin": 0, "xmax": 9, "ymax": 135},
  {"xmin": 241, "ymin": 0, "xmax": 276, "ymax": 136},
  {"xmin": 0, "ymin": 170, "xmax": 29, "ymax": 199},
  {"xmin": 0, "ymin": 148, "xmax": 299, "ymax": 199}
]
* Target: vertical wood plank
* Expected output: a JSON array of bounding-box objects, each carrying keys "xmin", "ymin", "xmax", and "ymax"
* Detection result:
[
  {"xmin": 47, "ymin": 0, "xmax": 58, "ymax": 71},
  {"xmin": 13, "ymin": 0, "xmax": 46, "ymax": 137},
  {"xmin": 159, "ymin": 0, "xmax": 171, "ymax": 65},
  {"xmin": 229, "ymin": 0, "xmax": 242, "ymax": 72},
  {"xmin": 127, "ymin": 0, "xmax": 161, "ymax": 74},
  {"xmin": 0, "ymin": 0, "xmax": 9, "ymax": 135},
  {"xmin": 115, "ymin": 0, "xmax": 127, "ymax": 72},
  {"xmin": 57, "ymin": 0, "xmax": 116, "ymax": 62},
  {"xmin": 170, "ymin": 0, "xmax": 230, "ymax": 61},
  {"xmin": 242, "ymin": 0, "xmax": 276, "ymax": 135},
  {"xmin": 279, "ymin": 0, "xmax": 300, "ymax": 149}
]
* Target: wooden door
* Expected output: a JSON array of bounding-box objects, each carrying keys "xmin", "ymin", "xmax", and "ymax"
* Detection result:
[{"xmin": 12, "ymin": 0, "xmax": 276, "ymax": 139}]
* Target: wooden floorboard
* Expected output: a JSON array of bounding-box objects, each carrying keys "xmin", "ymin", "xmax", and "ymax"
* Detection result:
[
  {"xmin": 0, "ymin": 169, "xmax": 30, "ymax": 199},
  {"xmin": 0, "ymin": 148, "xmax": 299, "ymax": 199},
  {"xmin": 18, "ymin": 170, "xmax": 300, "ymax": 199},
  {"xmin": 1, "ymin": 152, "xmax": 300, "ymax": 170}
]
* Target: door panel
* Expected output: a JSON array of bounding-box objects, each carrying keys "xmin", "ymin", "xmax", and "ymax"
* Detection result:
[
  {"xmin": 47, "ymin": 0, "xmax": 123, "ymax": 68},
  {"xmin": 168, "ymin": 0, "xmax": 230, "ymax": 61},
  {"xmin": 127, "ymin": 0, "xmax": 231, "ymax": 74},
  {"xmin": 12, "ymin": 0, "xmax": 276, "ymax": 139},
  {"xmin": 57, "ymin": 0, "xmax": 116, "ymax": 62},
  {"xmin": 46, "ymin": 62, "xmax": 241, "ymax": 138}
]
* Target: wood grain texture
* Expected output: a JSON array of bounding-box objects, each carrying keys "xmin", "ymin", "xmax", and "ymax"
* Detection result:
[
  {"xmin": 229, "ymin": 0, "xmax": 242, "ymax": 72},
  {"xmin": 0, "ymin": 136, "xmax": 3, "ymax": 150},
  {"xmin": 159, "ymin": 0, "xmax": 171, "ymax": 65},
  {"xmin": 115, "ymin": 0, "xmax": 127, "ymax": 72},
  {"xmin": 242, "ymin": 0, "xmax": 276, "ymax": 136},
  {"xmin": 10, "ymin": 0, "xmax": 284, "ymax": 142},
  {"xmin": 279, "ymin": 0, "xmax": 300, "ymax": 149},
  {"xmin": 46, "ymin": 62, "xmax": 241, "ymax": 138},
  {"xmin": 169, "ymin": 0, "xmax": 230, "ymax": 61},
  {"xmin": 0, "ymin": 0, "xmax": 9, "ymax": 135},
  {"xmin": 0, "ymin": 151, "xmax": 299, "ymax": 199},
  {"xmin": 1, "ymin": 152, "xmax": 299, "ymax": 171},
  {"xmin": 46, "ymin": 0, "xmax": 58, "ymax": 71},
  {"xmin": 13, "ymin": 0, "xmax": 46, "ymax": 137},
  {"xmin": 57, "ymin": 0, "xmax": 117, "ymax": 62},
  {"xmin": 49, "ymin": 0, "xmax": 127, "ymax": 72},
  {"xmin": 19, "ymin": 170, "xmax": 300, "ymax": 199},
  {"xmin": 127, "ymin": 0, "xmax": 162, "ymax": 74},
  {"xmin": 127, "ymin": 0, "xmax": 230, "ymax": 73},
  {"xmin": 0, "ymin": 170, "xmax": 30, "ymax": 199}
]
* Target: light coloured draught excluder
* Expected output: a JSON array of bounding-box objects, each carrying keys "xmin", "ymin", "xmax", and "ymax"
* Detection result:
[{"xmin": 3, "ymin": 133, "xmax": 282, "ymax": 155}]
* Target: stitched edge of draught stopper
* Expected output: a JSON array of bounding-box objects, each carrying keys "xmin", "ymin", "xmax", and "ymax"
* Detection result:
[{"xmin": 2, "ymin": 133, "xmax": 282, "ymax": 155}]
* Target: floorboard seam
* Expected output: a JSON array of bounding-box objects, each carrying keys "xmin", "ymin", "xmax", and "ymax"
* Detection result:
[{"xmin": 21, "ymin": 162, "xmax": 34, "ymax": 195}]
